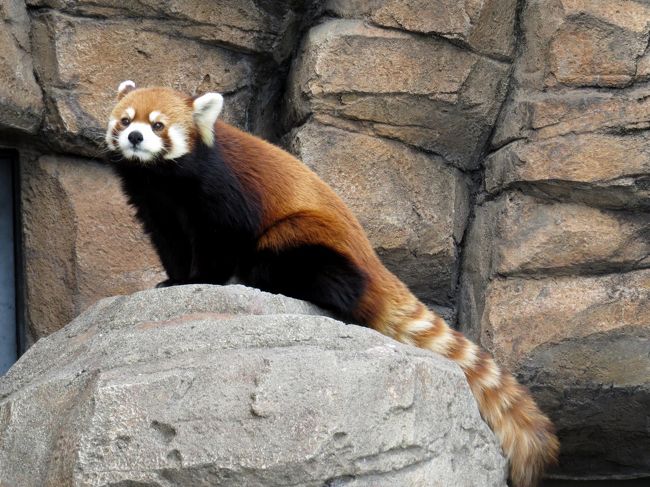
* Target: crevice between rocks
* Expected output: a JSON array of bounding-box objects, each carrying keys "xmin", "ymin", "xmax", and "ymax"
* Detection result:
[{"xmin": 453, "ymin": 0, "xmax": 527, "ymax": 330}]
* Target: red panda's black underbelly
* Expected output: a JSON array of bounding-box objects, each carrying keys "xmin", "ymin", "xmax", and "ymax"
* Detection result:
[{"xmin": 112, "ymin": 147, "xmax": 369, "ymax": 320}]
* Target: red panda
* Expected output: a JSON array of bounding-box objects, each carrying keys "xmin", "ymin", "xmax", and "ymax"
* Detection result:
[{"xmin": 106, "ymin": 81, "xmax": 559, "ymax": 486}]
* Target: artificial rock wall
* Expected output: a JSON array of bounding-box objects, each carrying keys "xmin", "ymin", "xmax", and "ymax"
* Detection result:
[{"xmin": 0, "ymin": 0, "xmax": 648, "ymax": 481}]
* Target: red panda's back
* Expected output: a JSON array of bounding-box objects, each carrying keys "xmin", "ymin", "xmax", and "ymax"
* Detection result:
[{"xmin": 214, "ymin": 122, "xmax": 360, "ymax": 232}]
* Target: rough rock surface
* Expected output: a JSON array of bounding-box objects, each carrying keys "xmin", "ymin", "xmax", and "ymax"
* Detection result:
[
  {"xmin": 27, "ymin": 0, "xmax": 304, "ymax": 58},
  {"xmin": 519, "ymin": 326, "xmax": 650, "ymax": 479},
  {"xmin": 462, "ymin": 270, "xmax": 649, "ymax": 371},
  {"xmin": 325, "ymin": 0, "xmax": 518, "ymax": 60},
  {"xmin": 20, "ymin": 154, "xmax": 164, "ymax": 344},
  {"xmin": 0, "ymin": 285, "xmax": 507, "ymax": 487},
  {"xmin": 1, "ymin": 0, "xmax": 649, "ymax": 481},
  {"xmin": 459, "ymin": 0, "xmax": 650, "ymax": 478},
  {"xmin": 490, "ymin": 0, "xmax": 650, "ymax": 210},
  {"xmin": 286, "ymin": 19, "xmax": 510, "ymax": 170},
  {"xmin": 31, "ymin": 10, "xmax": 256, "ymax": 155},
  {"xmin": 465, "ymin": 192, "xmax": 650, "ymax": 278},
  {"xmin": 486, "ymin": 135, "xmax": 650, "ymax": 210},
  {"xmin": 289, "ymin": 121, "xmax": 469, "ymax": 307},
  {"xmin": 0, "ymin": 0, "xmax": 44, "ymax": 133}
]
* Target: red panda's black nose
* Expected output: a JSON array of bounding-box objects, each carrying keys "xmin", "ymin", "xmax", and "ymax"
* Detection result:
[{"xmin": 128, "ymin": 131, "xmax": 143, "ymax": 146}]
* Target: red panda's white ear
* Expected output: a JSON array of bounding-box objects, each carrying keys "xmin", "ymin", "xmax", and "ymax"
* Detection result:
[
  {"xmin": 117, "ymin": 80, "xmax": 136, "ymax": 100},
  {"xmin": 192, "ymin": 93, "xmax": 224, "ymax": 146}
]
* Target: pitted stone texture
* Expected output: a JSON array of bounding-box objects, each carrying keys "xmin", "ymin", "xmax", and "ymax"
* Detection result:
[
  {"xmin": 27, "ymin": 0, "xmax": 305, "ymax": 59},
  {"xmin": 20, "ymin": 155, "xmax": 164, "ymax": 343},
  {"xmin": 544, "ymin": 0, "xmax": 650, "ymax": 89},
  {"xmin": 465, "ymin": 192, "xmax": 650, "ymax": 278},
  {"xmin": 0, "ymin": 0, "xmax": 44, "ymax": 133},
  {"xmin": 471, "ymin": 0, "xmax": 650, "ymax": 470},
  {"xmin": 289, "ymin": 121, "xmax": 470, "ymax": 307},
  {"xmin": 460, "ymin": 269, "xmax": 650, "ymax": 372},
  {"xmin": 496, "ymin": 87, "xmax": 650, "ymax": 146},
  {"xmin": 485, "ymin": 135, "xmax": 650, "ymax": 209},
  {"xmin": 31, "ymin": 11, "xmax": 255, "ymax": 156},
  {"xmin": 459, "ymin": 190, "xmax": 650, "ymax": 348},
  {"xmin": 287, "ymin": 19, "xmax": 510, "ymax": 170},
  {"xmin": 490, "ymin": 0, "xmax": 650, "ymax": 211},
  {"xmin": 326, "ymin": 0, "xmax": 517, "ymax": 59},
  {"xmin": 500, "ymin": 0, "xmax": 650, "ymax": 95},
  {"xmin": 0, "ymin": 285, "xmax": 507, "ymax": 487},
  {"xmin": 457, "ymin": 265, "xmax": 650, "ymax": 477},
  {"xmin": 518, "ymin": 327, "xmax": 650, "ymax": 479}
]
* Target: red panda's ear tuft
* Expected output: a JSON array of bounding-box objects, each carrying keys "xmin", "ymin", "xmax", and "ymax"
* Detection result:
[
  {"xmin": 116, "ymin": 80, "xmax": 136, "ymax": 100},
  {"xmin": 192, "ymin": 92, "xmax": 223, "ymax": 146}
]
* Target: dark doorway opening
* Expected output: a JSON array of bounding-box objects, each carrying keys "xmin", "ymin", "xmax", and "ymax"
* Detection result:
[{"xmin": 0, "ymin": 151, "xmax": 22, "ymax": 375}]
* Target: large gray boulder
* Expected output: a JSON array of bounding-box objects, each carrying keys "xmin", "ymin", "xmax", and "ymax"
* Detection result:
[{"xmin": 0, "ymin": 285, "xmax": 507, "ymax": 486}]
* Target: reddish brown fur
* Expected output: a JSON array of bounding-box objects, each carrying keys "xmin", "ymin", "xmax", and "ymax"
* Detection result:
[
  {"xmin": 414, "ymin": 318, "xmax": 447, "ymax": 345},
  {"xmin": 110, "ymin": 87, "xmax": 197, "ymax": 151},
  {"xmin": 110, "ymin": 87, "xmax": 559, "ymax": 485},
  {"xmin": 209, "ymin": 122, "xmax": 559, "ymax": 486}
]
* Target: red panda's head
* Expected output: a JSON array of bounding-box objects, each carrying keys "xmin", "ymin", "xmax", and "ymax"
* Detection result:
[{"xmin": 105, "ymin": 81, "xmax": 224, "ymax": 163}]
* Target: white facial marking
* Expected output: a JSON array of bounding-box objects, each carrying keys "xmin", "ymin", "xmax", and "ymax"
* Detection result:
[
  {"xmin": 149, "ymin": 111, "xmax": 161, "ymax": 123},
  {"xmin": 192, "ymin": 92, "xmax": 224, "ymax": 146},
  {"xmin": 125, "ymin": 107, "xmax": 135, "ymax": 119},
  {"xmin": 164, "ymin": 124, "xmax": 190, "ymax": 160},
  {"xmin": 118, "ymin": 80, "xmax": 136, "ymax": 93},
  {"xmin": 105, "ymin": 118, "xmax": 118, "ymax": 149},
  {"xmin": 118, "ymin": 121, "xmax": 164, "ymax": 162}
]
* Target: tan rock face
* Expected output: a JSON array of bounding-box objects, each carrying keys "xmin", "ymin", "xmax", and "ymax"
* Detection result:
[
  {"xmin": 546, "ymin": 21, "xmax": 647, "ymax": 88},
  {"xmin": 287, "ymin": 19, "xmax": 510, "ymax": 170},
  {"xmin": 485, "ymin": 135, "xmax": 650, "ymax": 209},
  {"xmin": 488, "ymin": 135, "xmax": 649, "ymax": 185},
  {"xmin": 289, "ymin": 122, "xmax": 469, "ymax": 307},
  {"xmin": 0, "ymin": 0, "xmax": 44, "ymax": 133},
  {"xmin": 493, "ymin": 0, "xmax": 650, "ymax": 147},
  {"xmin": 466, "ymin": 270, "xmax": 650, "ymax": 477},
  {"xmin": 518, "ymin": 327, "xmax": 650, "ymax": 478},
  {"xmin": 461, "ymin": 0, "xmax": 650, "ymax": 478},
  {"xmin": 509, "ymin": 0, "xmax": 650, "ymax": 92},
  {"xmin": 529, "ymin": 89, "xmax": 650, "ymax": 139},
  {"xmin": 31, "ymin": 11, "xmax": 256, "ymax": 155},
  {"xmin": 494, "ymin": 87, "xmax": 650, "ymax": 152},
  {"xmin": 325, "ymin": 0, "xmax": 517, "ymax": 59},
  {"xmin": 466, "ymin": 270, "xmax": 650, "ymax": 372},
  {"xmin": 27, "ymin": 0, "xmax": 303, "ymax": 58},
  {"xmin": 459, "ymin": 192, "xmax": 650, "ymax": 352},
  {"xmin": 21, "ymin": 155, "xmax": 164, "ymax": 343},
  {"xmin": 469, "ymin": 192, "xmax": 650, "ymax": 277}
]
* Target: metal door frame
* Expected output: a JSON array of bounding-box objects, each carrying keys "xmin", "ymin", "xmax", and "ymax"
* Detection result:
[{"xmin": 0, "ymin": 150, "xmax": 24, "ymax": 374}]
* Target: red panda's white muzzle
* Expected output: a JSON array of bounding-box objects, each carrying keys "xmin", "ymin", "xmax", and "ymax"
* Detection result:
[{"xmin": 116, "ymin": 121, "xmax": 164, "ymax": 162}]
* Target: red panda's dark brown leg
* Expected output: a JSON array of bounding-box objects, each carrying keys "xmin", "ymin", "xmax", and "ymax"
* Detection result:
[
  {"xmin": 240, "ymin": 244, "xmax": 367, "ymax": 319},
  {"xmin": 239, "ymin": 212, "xmax": 368, "ymax": 320},
  {"xmin": 185, "ymin": 233, "xmax": 239, "ymax": 285}
]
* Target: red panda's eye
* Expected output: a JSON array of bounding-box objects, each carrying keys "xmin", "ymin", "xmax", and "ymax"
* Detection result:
[
  {"xmin": 121, "ymin": 117, "xmax": 130, "ymax": 126},
  {"xmin": 152, "ymin": 122, "xmax": 164, "ymax": 131}
]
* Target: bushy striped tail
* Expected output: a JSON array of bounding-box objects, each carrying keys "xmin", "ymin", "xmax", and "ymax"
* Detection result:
[{"xmin": 368, "ymin": 291, "xmax": 559, "ymax": 487}]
